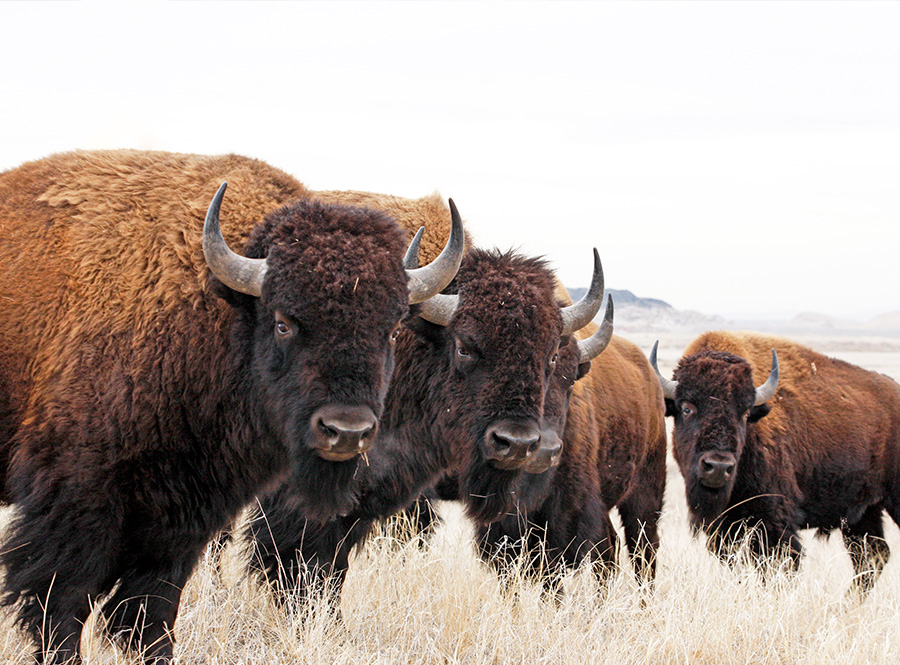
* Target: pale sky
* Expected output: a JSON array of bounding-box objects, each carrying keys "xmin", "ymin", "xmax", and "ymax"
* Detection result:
[{"xmin": 2, "ymin": 1, "xmax": 899, "ymax": 321}]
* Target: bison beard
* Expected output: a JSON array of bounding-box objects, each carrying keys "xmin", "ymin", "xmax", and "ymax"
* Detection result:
[{"xmin": 458, "ymin": 460, "xmax": 522, "ymax": 525}]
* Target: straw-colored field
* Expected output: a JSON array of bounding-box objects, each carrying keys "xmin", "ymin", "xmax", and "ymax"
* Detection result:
[{"xmin": 1, "ymin": 332, "xmax": 898, "ymax": 664}]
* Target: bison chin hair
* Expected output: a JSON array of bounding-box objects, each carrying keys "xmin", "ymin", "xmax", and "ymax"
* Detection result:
[
  {"xmin": 458, "ymin": 461, "xmax": 521, "ymax": 525},
  {"xmin": 285, "ymin": 449, "xmax": 362, "ymax": 522},
  {"xmin": 685, "ymin": 475, "xmax": 736, "ymax": 531}
]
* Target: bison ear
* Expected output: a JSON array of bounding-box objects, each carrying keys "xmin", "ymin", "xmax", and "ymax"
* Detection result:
[
  {"xmin": 403, "ymin": 310, "xmax": 444, "ymax": 342},
  {"xmin": 664, "ymin": 399, "xmax": 678, "ymax": 418},
  {"xmin": 209, "ymin": 273, "xmax": 257, "ymax": 308},
  {"xmin": 748, "ymin": 403, "xmax": 771, "ymax": 423},
  {"xmin": 576, "ymin": 361, "xmax": 592, "ymax": 381}
]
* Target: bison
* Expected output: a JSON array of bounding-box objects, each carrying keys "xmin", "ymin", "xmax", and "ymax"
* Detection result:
[
  {"xmin": 413, "ymin": 319, "xmax": 667, "ymax": 590},
  {"xmin": 243, "ymin": 244, "xmax": 614, "ymax": 606},
  {"xmin": 651, "ymin": 331, "xmax": 900, "ymax": 592},
  {"xmin": 475, "ymin": 327, "xmax": 668, "ymax": 589},
  {"xmin": 0, "ymin": 149, "xmax": 463, "ymax": 663}
]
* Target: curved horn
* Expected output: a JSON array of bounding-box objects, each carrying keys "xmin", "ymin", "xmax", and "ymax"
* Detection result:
[
  {"xmin": 650, "ymin": 341, "xmax": 678, "ymax": 400},
  {"xmin": 403, "ymin": 227, "xmax": 425, "ymax": 269},
  {"xmin": 405, "ymin": 198, "xmax": 465, "ymax": 304},
  {"xmin": 416, "ymin": 293, "xmax": 460, "ymax": 327},
  {"xmin": 753, "ymin": 349, "xmax": 780, "ymax": 406},
  {"xmin": 203, "ymin": 182, "xmax": 268, "ymax": 297},
  {"xmin": 560, "ymin": 248, "xmax": 604, "ymax": 335},
  {"xmin": 577, "ymin": 296, "xmax": 615, "ymax": 363}
]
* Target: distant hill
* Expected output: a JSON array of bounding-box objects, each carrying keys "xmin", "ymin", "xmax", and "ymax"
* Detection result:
[
  {"xmin": 566, "ymin": 287, "xmax": 900, "ymax": 339},
  {"xmin": 567, "ymin": 288, "xmax": 672, "ymax": 310},
  {"xmin": 566, "ymin": 287, "xmax": 726, "ymax": 333}
]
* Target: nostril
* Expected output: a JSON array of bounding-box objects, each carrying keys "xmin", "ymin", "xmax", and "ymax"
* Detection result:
[
  {"xmin": 491, "ymin": 432, "xmax": 512, "ymax": 455},
  {"xmin": 318, "ymin": 419, "xmax": 338, "ymax": 441}
]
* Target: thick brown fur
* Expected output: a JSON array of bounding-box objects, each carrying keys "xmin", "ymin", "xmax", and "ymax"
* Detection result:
[
  {"xmin": 0, "ymin": 150, "xmax": 417, "ymax": 662},
  {"xmin": 667, "ymin": 331, "xmax": 900, "ymax": 591}
]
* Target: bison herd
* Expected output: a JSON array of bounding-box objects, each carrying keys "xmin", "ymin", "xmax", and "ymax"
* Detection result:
[{"xmin": 0, "ymin": 150, "xmax": 897, "ymax": 664}]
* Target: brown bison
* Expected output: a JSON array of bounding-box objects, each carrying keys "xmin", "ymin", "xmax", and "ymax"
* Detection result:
[
  {"xmin": 0, "ymin": 150, "xmax": 463, "ymax": 663},
  {"xmin": 651, "ymin": 331, "xmax": 900, "ymax": 591},
  {"xmin": 243, "ymin": 243, "xmax": 614, "ymax": 604},
  {"xmin": 476, "ymin": 326, "xmax": 668, "ymax": 588}
]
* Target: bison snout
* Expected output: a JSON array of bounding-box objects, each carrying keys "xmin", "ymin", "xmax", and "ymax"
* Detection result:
[
  {"xmin": 698, "ymin": 451, "xmax": 736, "ymax": 489},
  {"xmin": 310, "ymin": 405, "xmax": 378, "ymax": 462},
  {"xmin": 522, "ymin": 431, "xmax": 562, "ymax": 474},
  {"xmin": 484, "ymin": 421, "xmax": 541, "ymax": 470}
]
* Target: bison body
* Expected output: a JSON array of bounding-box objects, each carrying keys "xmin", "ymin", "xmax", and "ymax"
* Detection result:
[
  {"xmin": 658, "ymin": 331, "xmax": 900, "ymax": 590},
  {"xmin": 0, "ymin": 150, "xmax": 459, "ymax": 662}
]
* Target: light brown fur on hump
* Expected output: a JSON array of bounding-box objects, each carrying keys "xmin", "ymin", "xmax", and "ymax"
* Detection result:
[
  {"xmin": 312, "ymin": 189, "xmax": 473, "ymax": 265},
  {"xmin": 0, "ymin": 150, "xmax": 309, "ymax": 337},
  {"xmin": 686, "ymin": 330, "xmax": 828, "ymax": 388}
]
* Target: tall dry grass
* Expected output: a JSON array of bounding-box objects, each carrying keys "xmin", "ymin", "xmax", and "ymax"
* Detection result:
[{"xmin": 0, "ymin": 460, "xmax": 897, "ymax": 664}]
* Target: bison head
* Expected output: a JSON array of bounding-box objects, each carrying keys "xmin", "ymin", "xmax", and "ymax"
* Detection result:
[
  {"xmin": 203, "ymin": 184, "xmax": 463, "ymax": 516},
  {"xmin": 651, "ymin": 343, "xmax": 778, "ymax": 525},
  {"xmin": 393, "ymin": 246, "xmax": 610, "ymax": 523}
]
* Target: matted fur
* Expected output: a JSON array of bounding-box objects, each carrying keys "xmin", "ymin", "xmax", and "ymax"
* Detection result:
[
  {"xmin": 666, "ymin": 330, "xmax": 900, "ymax": 591},
  {"xmin": 0, "ymin": 150, "xmax": 417, "ymax": 663}
]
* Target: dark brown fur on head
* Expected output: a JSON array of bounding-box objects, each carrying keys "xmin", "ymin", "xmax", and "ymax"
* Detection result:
[
  {"xmin": 417, "ymin": 249, "xmax": 563, "ymax": 523},
  {"xmin": 669, "ymin": 349, "xmax": 767, "ymax": 525},
  {"xmin": 215, "ymin": 199, "xmax": 411, "ymax": 520}
]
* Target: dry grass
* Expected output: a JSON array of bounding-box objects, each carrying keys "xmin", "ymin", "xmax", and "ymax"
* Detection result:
[{"xmin": 0, "ymin": 461, "xmax": 897, "ymax": 665}]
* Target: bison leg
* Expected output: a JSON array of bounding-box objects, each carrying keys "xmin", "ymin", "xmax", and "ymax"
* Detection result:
[
  {"xmin": 100, "ymin": 559, "xmax": 193, "ymax": 663},
  {"xmin": 247, "ymin": 505, "xmax": 373, "ymax": 610},
  {"xmin": 0, "ymin": 485, "xmax": 124, "ymax": 664},
  {"xmin": 841, "ymin": 505, "xmax": 890, "ymax": 594},
  {"xmin": 397, "ymin": 488, "xmax": 443, "ymax": 543},
  {"xmin": 617, "ymin": 436, "xmax": 666, "ymax": 587}
]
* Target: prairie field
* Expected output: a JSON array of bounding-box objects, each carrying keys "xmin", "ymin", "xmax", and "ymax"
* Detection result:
[{"xmin": 1, "ymin": 331, "xmax": 899, "ymax": 664}]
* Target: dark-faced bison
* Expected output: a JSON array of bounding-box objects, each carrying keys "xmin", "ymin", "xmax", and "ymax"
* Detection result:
[
  {"xmin": 0, "ymin": 150, "xmax": 463, "ymax": 663},
  {"xmin": 244, "ymin": 244, "xmax": 614, "ymax": 606},
  {"xmin": 475, "ymin": 324, "xmax": 668, "ymax": 589},
  {"xmin": 652, "ymin": 331, "xmax": 900, "ymax": 591}
]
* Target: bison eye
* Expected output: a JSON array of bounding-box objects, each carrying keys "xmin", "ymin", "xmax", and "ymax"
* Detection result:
[
  {"xmin": 681, "ymin": 402, "xmax": 697, "ymax": 419},
  {"xmin": 454, "ymin": 338, "xmax": 475, "ymax": 361},
  {"xmin": 549, "ymin": 353, "xmax": 559, "ymax": 369},
  {"xmin": 274, "ymin": 311, "xmax": 295, "ymax": 340},
  {"xmin": 389, "ymin": 326, "xmax": 402, "ymax": 344}
]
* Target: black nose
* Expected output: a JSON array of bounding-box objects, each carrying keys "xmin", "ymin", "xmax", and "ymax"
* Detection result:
[
  {"xmin": 522, "ymin": 430, "xmax": 562, "ymax": 474},
  {"xmin": 698, "ymin": 451, "xmax": 736, "ymax": 489},
  {"xmin": 484, "ymin": 420, "xmax": 541, "ymax": 470},
  {"xmin": 309, "ymin": 405, "xmax": 378, "ymax": 461}
]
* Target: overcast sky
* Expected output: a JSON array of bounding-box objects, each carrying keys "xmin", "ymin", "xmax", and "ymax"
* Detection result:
[{"xmin": 2, "ymin": 1, "xmax": 899, "ymax": 321}]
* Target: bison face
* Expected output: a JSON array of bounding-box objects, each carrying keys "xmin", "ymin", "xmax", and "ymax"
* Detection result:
[
  {"xmin": 667, "ymin": 350, "xmax": 775, "ymax": 525},
  {"xmin": 391, "ymin": 248, "xmax": 609, "ymax": 524},
  {"xmin": 205, "ymin": 190, "xmax": 463, "ymax": 518}
]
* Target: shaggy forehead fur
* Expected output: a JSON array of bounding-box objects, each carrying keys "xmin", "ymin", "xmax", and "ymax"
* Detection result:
[
  {"xmin": 246, "ymin": 199, "xmax": 410, "ymax": 328},
  {"xmin": 451, "ymin": 248, "xmax": 562, "ymax": 348},
  {"xmin": 673, "ymin": 349, "xmax": 757, "ymax": 407}
]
